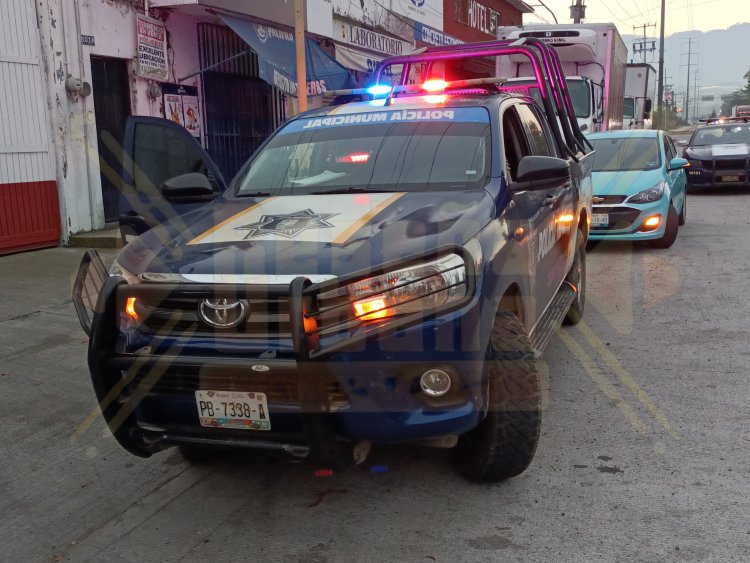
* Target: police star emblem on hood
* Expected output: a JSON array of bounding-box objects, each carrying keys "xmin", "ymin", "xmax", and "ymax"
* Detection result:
[{"xmin": 235, "ymin": 209, "xmax": 338, "ymax": 240}]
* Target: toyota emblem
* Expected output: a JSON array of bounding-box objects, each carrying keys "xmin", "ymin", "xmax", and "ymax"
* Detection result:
[{"xmin": 198, "ymin": 298, "xmax": 248, "ymax": 328}]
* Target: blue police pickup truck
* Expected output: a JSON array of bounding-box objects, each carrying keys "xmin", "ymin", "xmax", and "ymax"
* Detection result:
[{"xmin": 73, "ymin": 40, "xmax": 594, "ymax": 481}]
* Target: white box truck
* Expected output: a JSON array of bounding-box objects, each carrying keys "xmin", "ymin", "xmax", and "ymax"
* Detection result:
[
  {"xmin": 496, "ymin": 23, "xmax": 627, "ymax": 133},
  {"xmin": 624, "ymin": 63, "xmax": 657, "ymax": 129}
]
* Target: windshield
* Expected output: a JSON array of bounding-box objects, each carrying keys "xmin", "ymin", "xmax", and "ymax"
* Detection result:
[
  {"xmin": 690, "ymin": 124, "xmax": 750, "ymax": 146},
  {"xmin": 623, "ymin": 97, "xmax": 636, "ymax": 120},
  {"xmin": 505, "ymin": 78, "xmax": 591, "ymax": 118},
  {"xmin": 235, "ymin": 107, "xmax": 491, "ymax": 195},
  {"xmin": 589, "ymin": 136, "xmax": 662, "ymax": 172},
  {"xmin": 566, "ymin": 79, "xmax": 592, "ymax": 118}
]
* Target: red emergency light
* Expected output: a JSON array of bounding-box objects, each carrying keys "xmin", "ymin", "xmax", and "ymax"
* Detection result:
[{"xmin": 336, "ymin": 152, "xmax": 370, "ymax": 163}]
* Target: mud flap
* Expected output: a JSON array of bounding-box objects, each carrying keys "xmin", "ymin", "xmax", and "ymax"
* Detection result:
[{"xmin": 72, "ymin": 250, "xmax": 108, "ymax": 336}]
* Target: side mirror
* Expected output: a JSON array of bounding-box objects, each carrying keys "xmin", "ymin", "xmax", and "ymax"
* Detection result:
[
  {"xmin": 161, "ymin": 173, "xmax": 218, "ymax": 202},
  {"xmin": 644, "ymin": 99, "xmax": 653, "ymax": 114},
  {"xmin": 677, "ymin": 139, "xmax": 688, "ymax": 147},
  {"xmin": 668, "ymin": 157, "xmax": 690, "ymax": 172},
  {"xmin": 511, "ymin": 156, "xmax": 571, "ymax": 191}
]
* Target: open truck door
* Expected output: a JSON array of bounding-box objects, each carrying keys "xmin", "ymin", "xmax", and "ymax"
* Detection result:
[{"xmin": 118, "ymin": 116, "xmax": 227, "ymax": 242}]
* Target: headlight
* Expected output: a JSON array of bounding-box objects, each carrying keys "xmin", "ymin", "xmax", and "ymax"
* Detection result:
[
  {"xmin": 109, "ymin": 258, "xmax": 140, "ymax": 285},
  {"xmin": 688, "ymin": 159, "xmax": 702, "ymax": 168},
  {"xmin": 346, "ymin": 254, "xmax": 466, "ymax": 321},
  {"xmin": 627, "ymin": 182, "xmax": 665, "ymax": 204}
]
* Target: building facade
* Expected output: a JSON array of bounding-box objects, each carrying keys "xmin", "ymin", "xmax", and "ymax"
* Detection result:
[{"xmin": 0, "ymin": 0, "xmax": 532, "ymax": 253}]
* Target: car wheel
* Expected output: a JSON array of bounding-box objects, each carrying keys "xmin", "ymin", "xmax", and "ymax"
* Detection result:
[
  {"xmin": 649, "ymin": 203, "xmax": 679, "ymax": 249},
  {"xmin": 454, "ymin": 310, "xmax": 542, "ymax": 482},
  {"xmin": 563, "ymin": 228, "xmax": 586, "ymax": 325},
  {"xmin": 678, "ymin": 196, "xmax": 687, "ymax": 226}
]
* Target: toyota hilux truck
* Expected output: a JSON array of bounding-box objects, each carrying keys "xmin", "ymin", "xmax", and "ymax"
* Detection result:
[{"xmin": 73, "ymin": 39, "xmax": 593, "ymax": 482}]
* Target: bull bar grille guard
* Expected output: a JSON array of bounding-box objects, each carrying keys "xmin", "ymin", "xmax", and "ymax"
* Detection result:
[{"xmin": 73, "ymin": 245, "xmax": 476, "ymax": 465}]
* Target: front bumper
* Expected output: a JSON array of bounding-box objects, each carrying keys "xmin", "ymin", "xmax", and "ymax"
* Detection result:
[
  {"xmin": 588, "ymin": 199, "xmax": 668, "ymax": 241},
  {"xmin": 686, "ymin": 160, "xmax": 750, "ymax": 187},
  {"xmin": 76, "ymin": 247, "xmax": 486, "ymax": 465}
]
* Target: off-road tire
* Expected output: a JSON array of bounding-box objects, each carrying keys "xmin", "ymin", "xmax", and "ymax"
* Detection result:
[
  {"xmin": 563, "ymin": 228, "xmax": 586, "ymax": 325},
  {"xmin": 454, "ymin": 310, "xmax": 542, "ymax": 482},
  {"xmin": 678, "ymin": 196, "xmax": 687, "ymax": 226},
  {"xmin": 649, "ymin": 203, "xmax": 679, "ymax": 249}
]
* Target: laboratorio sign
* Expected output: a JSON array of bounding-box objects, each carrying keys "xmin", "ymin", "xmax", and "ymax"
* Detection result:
[{"xmin": 339, "ymin": 22, "xmax": 411, "ymax": 57}]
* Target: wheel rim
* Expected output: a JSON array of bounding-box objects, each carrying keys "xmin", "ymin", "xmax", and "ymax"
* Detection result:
[{"xmin": 568, "ymin": 239, "xmax": 585, "ymax": 308}]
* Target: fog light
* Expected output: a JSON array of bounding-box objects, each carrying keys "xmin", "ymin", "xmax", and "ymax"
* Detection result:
[
  {"xmin": 420, "ymin": 368, "xmax": 452, "ymax": 397},
  {"xmin": 641, "ymin": 214, "xmax": 661, "ymax": 231}
]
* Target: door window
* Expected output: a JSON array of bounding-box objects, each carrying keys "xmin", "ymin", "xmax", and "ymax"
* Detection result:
[
  {"xmin": 517, "ymin": 104, "xmax": 555, "ymax": 157},
  {"xmin": 502, "ymin": 106, "xmax": 531, "ymax": 181},
  {"xmin": 132, "ymin": 122, "xmax": 221, "ymax": 194},
  {"xmin": 663, "ymin": 135, "xmax": 676, "ymax": 163}
]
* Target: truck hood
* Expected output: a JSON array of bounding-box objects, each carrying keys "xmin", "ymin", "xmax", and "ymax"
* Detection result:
[
  {"xmin": 591, "ymin": 168, "xmax": 664, "ymax": 197},
  {"xmin": 118, "ymin": 191, "xmax": 495, "ymax": 280}
]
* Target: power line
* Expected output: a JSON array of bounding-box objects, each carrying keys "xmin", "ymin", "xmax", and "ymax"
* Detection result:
[{"xmin": 533, "ymin": 1, "xmax": 559, "ymax": 24}]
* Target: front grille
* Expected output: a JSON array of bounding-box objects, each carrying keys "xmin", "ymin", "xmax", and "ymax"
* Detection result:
[
  {"xmin": 135, "ymin": 295, "xmax": 291, "ymax": 338},
  {"xmin": 591, "ymin": 206, "xmax": 641, "ymax": 230},
  {"xmin": 593, "ymin": 195, "xmax": 627, "ymax": 205},
  {"xmin": 131, "ymin": 368, "xmax": 348, "ymax": 407},
  {"xmin": 714, "ymin": 159, "xmax": 748, "ymax": 171}
]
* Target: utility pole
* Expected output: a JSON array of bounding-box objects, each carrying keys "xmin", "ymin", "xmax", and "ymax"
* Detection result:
[
  {"xmin": 294, "ymin": 0, "xmax": 307, "ymax": 113},
  {"xmin": 656, "ymin": 0, "xmax": 666, "ymax": 129},
  {"xmin": 632, "ymin": 23, "xmax": 656, "ymax": 63},
  {"xmin": 693, "ymin": 70, "xmax": 701, "ymax": 120},
  {"xmin": 570, "ymin": 0, "xmax": 585, "ymax": 24},
  {"xmin": 632, "ymin": 24, "xmax": 656, "ymax": 127},
  {"xmin": 682, "ymin": 38, "xmax": 698, "ymax": 124}
]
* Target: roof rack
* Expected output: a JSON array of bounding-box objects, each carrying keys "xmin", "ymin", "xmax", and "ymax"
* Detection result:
[{"xmin": 374, "ymin": 38, "xmax": 592, "ymax": 159}]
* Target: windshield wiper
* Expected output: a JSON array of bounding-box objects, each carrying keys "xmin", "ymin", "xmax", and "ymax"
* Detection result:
[{"xmin": 309, "ymin": 187, "xmax": 397, "ymax": 195}]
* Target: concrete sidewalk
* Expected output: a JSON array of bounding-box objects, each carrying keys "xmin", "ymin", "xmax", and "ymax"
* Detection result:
[{"xmin": 0, "ymin": 248, "xmax": 115, "ymax": 323}]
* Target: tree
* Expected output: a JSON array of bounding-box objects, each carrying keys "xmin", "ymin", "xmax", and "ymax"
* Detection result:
[
  {"xmin": 721, "ymin": 68, "xmax": 750, "ymax": 116},
  {"xmin": 710, "ymin": 108, "xmax": 717, "ymax": 118}
]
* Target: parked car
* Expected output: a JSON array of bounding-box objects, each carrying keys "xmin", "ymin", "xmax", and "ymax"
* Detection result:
[
  {"xmin": 587, "ymin": 130, "xmax": 689, "ymax": 249},
  {"xmin": 678, "ymin": 117, "xmax": 750, "ymax": 191}
]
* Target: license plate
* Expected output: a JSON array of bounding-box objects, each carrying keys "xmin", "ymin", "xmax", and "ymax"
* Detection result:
[
  {"xmin": 195, "ymin": 390, "xmax": 271, "ymax": 430},
  {"xmin": 592, "ymin": 213, "xmax": 609, "ymax": 227},
  {"xmin": 720, "ymin": 175, "xmax": 741, "ymax": 183}
]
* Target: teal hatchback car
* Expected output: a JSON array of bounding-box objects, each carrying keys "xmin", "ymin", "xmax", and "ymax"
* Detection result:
[{"xmin": 587, "ymin": 130, "xmax": 689, "ymax": 248}]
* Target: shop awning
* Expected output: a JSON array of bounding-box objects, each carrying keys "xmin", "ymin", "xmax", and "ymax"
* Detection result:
[
  {"xmin": 219, "ymin": 14, "xmax": 355, "ymax": 97},
  {"xmin": 334, "ymin": 44, "xmax": 383, "ymax": 74}
]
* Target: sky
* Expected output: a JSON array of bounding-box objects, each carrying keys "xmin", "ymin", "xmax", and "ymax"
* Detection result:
[{"xmin": 523, "ymin": 0, "xmax": 744, "ymax": 36}]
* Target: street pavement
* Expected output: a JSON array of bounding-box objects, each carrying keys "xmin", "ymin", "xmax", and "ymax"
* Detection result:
[{"xmin": 1, "ymin": 187, "xmax": 749, "ymax": 563}]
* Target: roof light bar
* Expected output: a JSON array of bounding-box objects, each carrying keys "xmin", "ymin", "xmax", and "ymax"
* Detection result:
[{"xmin": 328, "ymin": 77, "xmax": 507, "ymax": 99}]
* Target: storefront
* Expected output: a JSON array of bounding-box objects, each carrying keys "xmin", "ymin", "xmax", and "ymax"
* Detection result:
[
  {"xmin": 12, "ymin": 0, "xmax": 533, "ymax": 251},
  {"xmin": 29, "ymin": 0, "xmax": 353, "ymax": 246},
  {"xmin": 0, "ymin": 0, "xmax": 59, "ymax": 254}
]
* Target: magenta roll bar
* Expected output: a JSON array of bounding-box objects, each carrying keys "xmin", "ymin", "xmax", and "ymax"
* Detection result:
[{"xmin": 375, "ymin": 38, "xmax": 591, "ymax": 158}]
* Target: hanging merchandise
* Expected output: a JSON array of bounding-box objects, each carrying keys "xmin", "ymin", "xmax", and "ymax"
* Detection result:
[{"xmin": 162, "ymin": 84, "xmax": 202, "ymax": 139}]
